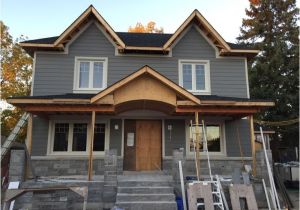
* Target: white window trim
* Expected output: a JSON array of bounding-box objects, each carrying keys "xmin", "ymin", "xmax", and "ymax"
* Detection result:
[
  {"xmin": 178, "ymin": 59, "xmax": 211, "ymax": 95},
  {"xmin": 47, "ymin": 119, "xmax": 109, "ymax": 156},
  {"xmin": 185, "ymin": 122, "xmax": 225, "ymax": 157},
  {"xmin": 73, "ymin": 56, "xmax": 108, "ymax": 93}
]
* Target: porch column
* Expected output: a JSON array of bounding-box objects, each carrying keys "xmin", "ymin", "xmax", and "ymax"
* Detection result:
[
  {"xmin": 249, "ymin": 115, "xmax": 256, "ymax": 176},
  {"xmin": 88, "ymin": 111, "xmax": 96, "ymax": 181},
  {"xmin": 26, "ymin": 113, "xmax": 33, "ymax": 154},
  {"xmin": 194, "ymin": 112, "xmax": 201, "ymax": 180},
  {"xmin": 25, "ymin": 113, "xmax": 33, "ymax": 179}
]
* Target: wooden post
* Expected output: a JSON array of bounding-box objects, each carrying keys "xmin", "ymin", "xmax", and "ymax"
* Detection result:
[
  {"xmin": 25, "ymin": 114, "xmax": 33, "ymax": 179},
  {"xmin": 249, "ymin": 115, "xmax": 256, "ymax": 176},
  {"xmin": 26, "ymin": 114, "xmax": 33, "ymax": 154},
  {"xmin": 88, "ymin": 111, "xmax": 95, "ymax": 181},
  {"xmin": 195, "ymin": 112, "xmax": 201, "ymax": 180}
]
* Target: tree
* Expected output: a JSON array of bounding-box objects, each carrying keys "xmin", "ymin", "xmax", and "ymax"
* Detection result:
[
  {"xmin": 128, "ymin": 21, "xmax": 164, "ymax": 33},
  {"xmin": 238, "ymin": 0, "xmax": 299, "ymax": 158},
  {"xmin": 1, "ymin": 21, "xmax": 32, "ymax": 140}
]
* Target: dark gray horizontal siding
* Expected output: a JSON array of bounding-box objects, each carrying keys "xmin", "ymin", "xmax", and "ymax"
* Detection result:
[
  {"xmin": 33, "ymin": 23, "xmax": 248, "ymax": 98},
  {"xmin": 164, "ymin": 119, "xmax": 186, "ymax": 156},
  {"xmin": 109, "ymin": 119, "xmax": 122, "ymax": 156},
  {"xmin": 225, "ymin": 119, "xmax": 251, "ymax": 157},
  {"xmin": 31, "ymin": 116, "xmax": 49, "ymax": 156}
]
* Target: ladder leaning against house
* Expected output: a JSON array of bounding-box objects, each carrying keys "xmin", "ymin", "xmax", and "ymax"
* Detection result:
[
  {"xmin": 1, "ymin": 112, "xmax": 29, "ymax": 161},
  {"xmin": 190, "ymin": 118, "xmax": 226, "ymax": 210}
]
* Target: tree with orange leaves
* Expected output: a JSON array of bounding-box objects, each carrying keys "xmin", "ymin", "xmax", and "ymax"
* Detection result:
[
  {"xmin": 128, "ymin": 21, "xmax": 163, "ymax": 33},
  {"xmin": 1, "ymin": 21, "xmax": 32, "ymax": 140}
]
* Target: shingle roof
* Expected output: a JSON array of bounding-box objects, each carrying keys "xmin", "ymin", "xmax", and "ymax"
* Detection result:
[
  {"xmin": 21, "ymin": 36, "xmax": 59, "ymax": 44},
  {"xmin": 20, "ymin": 33, "xmax": 255, "ymax": 50},
  {"xmin": 195, "ymin": 95, "xmax": 272, "ymax": 102},
  {"xmin": 116, "ymin": 32, "xmax": 173, "ymax": 47},
  {"xmin": 9, "ymin": 93, "xmax": 270, "ymax": 103}
]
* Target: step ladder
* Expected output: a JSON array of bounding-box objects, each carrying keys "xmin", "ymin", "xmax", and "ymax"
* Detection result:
[
  {"xmin": 1, "ymin": 113, "xmax": 29, "ymax": 160},
  {"xmin": 190, "ymin": 119, "xmax": 226, "ymax": 210},
  {"xmin": 190, "ymin": 120, "xmax": 212, "ymax": 180}
]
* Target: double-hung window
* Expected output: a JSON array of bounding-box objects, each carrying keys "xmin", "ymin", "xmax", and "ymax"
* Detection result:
[
  {"xmin": 179, "ymin": 60, "xmax": 211, "ymax": 94},
  {"xmin": 74, "ymin": 57, "xmax": 107, "ymax": 93}
]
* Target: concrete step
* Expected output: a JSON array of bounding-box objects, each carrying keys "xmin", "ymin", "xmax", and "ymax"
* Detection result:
[
  {"xmin": 118, "ymin": 180, "xmax": 172, "ymax": 187},
  {"xmin": 118, "ymin": 174, "xmax": 173, "ymax": 182},
  {"xmin": 115, "ymin": 201, "xmax": 177, "ymax": 210},
  {"xmin": 116, "ymin": 193, "xmax": 175, "ymax": 202},
  {"xmin": 117, "ymin": 186, "xmax": 174, "ymax": 194}
]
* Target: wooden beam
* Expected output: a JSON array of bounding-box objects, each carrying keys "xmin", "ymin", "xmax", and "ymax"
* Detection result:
[
  {"xmin": 25, "ymin": 114, "xmax": 33, "ymax": 179},
  {"xmin": 26, "ymin": 114, "xmax": 33, "ymax": 154},
  {"xmin": 195, "ymin": 112, "xmax": 201, "ymax": 180},
  {"xmin": 176, "ymin": 107, "xmax": 259, "ymax": 114},
  {"xmin": 88, "ymin": 111, "xmax": 96, "ymax": 181},
  {"xmin": 7, "ymin": 98, "xmax": 90, "ymax": 104},
  {"xmin": 177, "ymin": 100, "xmax": 197, "ymax": 106},
  {"xmin": 23, "ymin": 105, "xmax": 114, "ymax": 113},
  {"xmin": 249, "ymin": 115, "xmax": 256, "ymax": 176}
]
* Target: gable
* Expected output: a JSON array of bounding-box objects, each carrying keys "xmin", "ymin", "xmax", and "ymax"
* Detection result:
[
  {"xmin": 91, "ymin": 66, "xmax": 201, "ymax": 105},
  {"xmin": 68, "ymin": 22, "xmax": 116, "ymax": 53},
  {"xmin": 172, "ymin": 26, "xmax": 216, "ymax": 58},
  {"xmin": 20, "ymin": 6, "xmax": 259, "ymax": 58}
]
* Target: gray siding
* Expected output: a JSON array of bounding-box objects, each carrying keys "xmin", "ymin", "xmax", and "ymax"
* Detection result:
[
  {"xmin": 33, "ymin": 23, "xmax": 248, "ymax": 98},
  {"xmin": 225, "ymin": 118, "xmax": 252, "ymax": 157},
  {"xmin": 31, "ymin": 116, "xmax": 49, "ymax": 156},
  {"xmin": 164, "ymin": 119, "xmax": 186, "ymax": 156},
  {"xmin": 109, "ymin": 119, "xmax": 122, "ymax": 156}
]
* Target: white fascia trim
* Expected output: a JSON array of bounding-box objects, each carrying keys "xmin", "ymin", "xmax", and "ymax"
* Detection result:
[
  {"xmin": 73, "ymin": 56, "xmax": 108, "ymax": 93},
  {"xmin": 245, "ymin": 57, "xmax": 250, "ymax": 98},
  {"xmin": 178, "ymin": 59, "xmax": 211, "ymax": 95},
  {"xmin": 30, "ymin": 52, "xmax": 36, "ymax": 96}
]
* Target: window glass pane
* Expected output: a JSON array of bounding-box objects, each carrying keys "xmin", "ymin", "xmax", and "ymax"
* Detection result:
[
  {"xmin": 195, "ymin": 64, "xmax": 205, "ymax": 90},
  {"xmin": 79, "ymin": 62, "xmax": 89, "ymax": 88},
  {"xmin": 53, "ymin": 123, "xmax": 69, "ymax": 151},
  {"xmin": 93, "ymin": 62, "xmax": 103, "ymax": 88},
  {"xmin": 182, "ymin": 64, "xmax": 192, "ymax": 90},
  {"xmin": 93, "ymin": 124, "xmax": 105, "ymax": 151},
  {"xmin": 189, "ymin": 125, "xmax": 221, "ymax": 152},
  {"xmin": 72, "ymin": 123, "xmax": 87, "ymax": 151}
]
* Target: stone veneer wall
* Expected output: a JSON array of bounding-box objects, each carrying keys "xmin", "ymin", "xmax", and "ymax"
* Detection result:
[
  {"xmin": 163, "ymin": 159, "xmax": 252, "ymax": 176},
  {"xmin": 31, "ymin": 157, "xmax": 252, "ymax": 177},
  {"xmin": 13, "ymin": 180, "xmax": 104, "ymax": 210},
  {"xmin": 31, "ymin": 158, "xmax": 123, "ymax": 177}
]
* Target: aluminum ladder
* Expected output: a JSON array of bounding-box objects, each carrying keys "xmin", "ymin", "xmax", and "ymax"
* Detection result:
[
  {"xmin": 1, "ymin": 113, "xmax": 29, "ymax": 160},
  {"xmin": 191, "ymin": 120, "xmax": 226, "ymax": 210}
]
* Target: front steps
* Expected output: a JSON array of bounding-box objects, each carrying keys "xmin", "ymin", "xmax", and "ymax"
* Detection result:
[{"xmin": 115, "ymin": 174, "xmax": 177, "ymax": 210}]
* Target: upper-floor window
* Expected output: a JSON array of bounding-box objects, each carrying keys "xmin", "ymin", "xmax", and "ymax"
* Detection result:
[
  {"xmin": 178, "ymin": 60, "xmax": 211, "ymax": 94},
  {"xmin": 74, "ymin": 57, "xmax": 108, "ymax": 93}
]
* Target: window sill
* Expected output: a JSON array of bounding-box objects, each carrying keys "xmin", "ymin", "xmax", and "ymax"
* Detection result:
[
  {"xmin": 189, "ymin": 91, "xmax": 211, "ymax": 95},
  {"xmin": 73, "ymin": 89, "xmax": 105, "ymax": 94}
]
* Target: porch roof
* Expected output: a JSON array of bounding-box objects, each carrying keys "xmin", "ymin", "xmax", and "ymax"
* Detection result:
[{"xmin": 7, "ymin": 93, "xmax": 274, "ymax": 118}]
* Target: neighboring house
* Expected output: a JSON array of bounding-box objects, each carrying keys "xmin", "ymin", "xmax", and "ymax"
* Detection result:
[{"xmin": 8, "ymin": 5, "xmax": 274, "ymax": 178}]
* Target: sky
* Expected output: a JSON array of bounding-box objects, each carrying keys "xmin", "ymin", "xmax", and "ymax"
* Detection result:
[{"xmin": 2, "ymin": 0, "xmax": 256, "ymax": 43}]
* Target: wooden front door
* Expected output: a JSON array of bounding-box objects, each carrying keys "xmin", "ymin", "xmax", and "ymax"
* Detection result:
[{"xmin": 123, "ymin": 120, "xmax": 162, "ymax": 171}]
